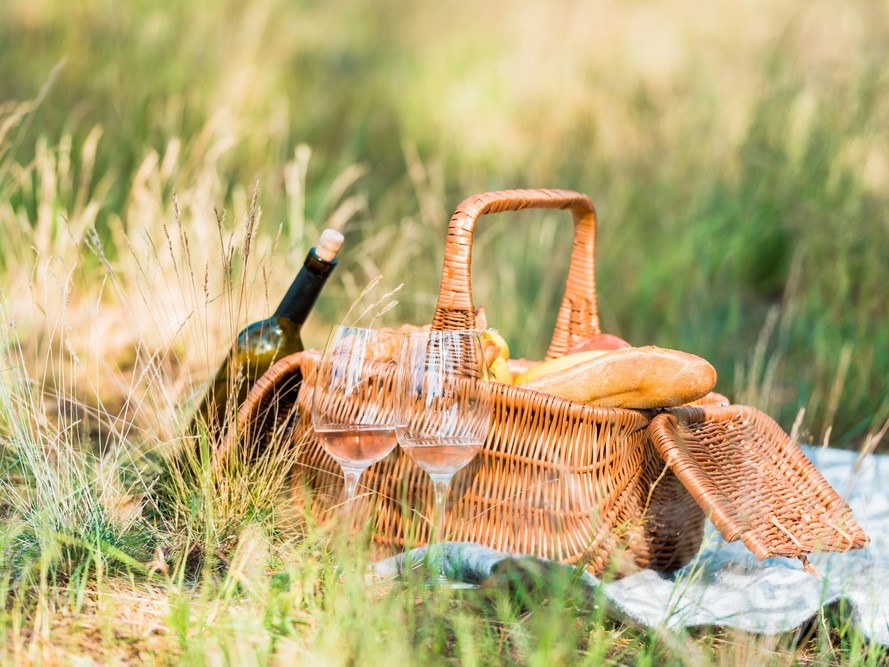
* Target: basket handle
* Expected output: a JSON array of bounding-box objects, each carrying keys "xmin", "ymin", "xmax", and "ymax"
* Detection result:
[{"xmin": 431, "ymin": 188, "xmax": 600, "ymax": 359}]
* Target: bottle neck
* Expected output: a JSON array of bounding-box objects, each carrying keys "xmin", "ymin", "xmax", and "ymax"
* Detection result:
[{"xmin": 273, "ymin": 248, "xmax": 338, "ymax": 325}]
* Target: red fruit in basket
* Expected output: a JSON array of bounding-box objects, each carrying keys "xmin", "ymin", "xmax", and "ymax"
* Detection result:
[{"xmin": 566, "ymin": 333, "xmax": 632, "ymax": 354}]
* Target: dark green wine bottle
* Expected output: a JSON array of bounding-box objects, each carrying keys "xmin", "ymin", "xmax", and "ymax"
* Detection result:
[{"xmin": 192, "ymin": 228, "xmax": 344, "ymax": 436}]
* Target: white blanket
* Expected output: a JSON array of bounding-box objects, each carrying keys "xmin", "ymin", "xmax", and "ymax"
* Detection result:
[{"xmin": 374, "ymin": 446, "xmax": 889, "ymax": 644}]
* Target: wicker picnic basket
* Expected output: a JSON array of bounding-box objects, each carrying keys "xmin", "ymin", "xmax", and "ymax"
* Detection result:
[{"xmin": 228, "ymin": 189, "xmax": 867, "ymax": 576}]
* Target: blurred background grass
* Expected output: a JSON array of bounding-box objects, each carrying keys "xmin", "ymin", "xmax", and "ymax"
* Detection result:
[{"xmin": 1, "ymin": 0, "xmax": 887, "ymax": 448}]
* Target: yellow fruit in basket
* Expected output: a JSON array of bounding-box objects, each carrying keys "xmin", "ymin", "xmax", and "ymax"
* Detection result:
[
  {"xmin": 482, "ymin": 329, "xmax": 510, "ymax": 360},
  {"xmin": 507, "ymin": 358, "xmax": 538, "ymax": 380},
  {"xmin": 481, "ymin": 340, "xmax": 500, "ymax": 368},
  {"xmin": 513, "ymin": 349, "xmax": 610, "ymax": 386},
  {"xmin": 489, "ymin": 356, "xmax": 513, "ymax": 384}
]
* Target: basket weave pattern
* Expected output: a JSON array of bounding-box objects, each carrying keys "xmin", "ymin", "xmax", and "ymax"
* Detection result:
[
  {"xmin": 273, "ymin": 352, "xmax": 703, "ymax": 575},
  {"xmin": 649, "ymin": 406, "xmax": 866, "ymax": 560}
]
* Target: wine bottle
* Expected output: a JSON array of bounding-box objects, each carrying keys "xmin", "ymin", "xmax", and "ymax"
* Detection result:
[{"xmin": 192, "ymin": 228, "xmax": 344, "ymax": 435}]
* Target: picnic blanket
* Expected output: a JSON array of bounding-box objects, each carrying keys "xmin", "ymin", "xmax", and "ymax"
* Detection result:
[{"xmin": 373, "ymin": 445, "xmax": 889, "ymax": 643}]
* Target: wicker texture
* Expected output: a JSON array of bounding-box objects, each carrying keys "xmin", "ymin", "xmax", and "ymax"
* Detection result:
[
  {"xmin": 648, "ymin": 406, "xmax": 868, "ymax": 561},
  {"xmin": 229, "ymin": 188, "xmax": 867, "ymax": 577},
  {"xmin": 263, "ymin": 350, "xmax": 685, "ymax": 575},
  {"xmin": 431, "ymin": 189, "xmax": 600, "ymax": 359}
]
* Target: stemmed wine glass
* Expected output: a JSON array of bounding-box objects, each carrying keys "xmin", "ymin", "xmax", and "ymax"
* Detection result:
[
  {"xmin": 395, "ymin": 330, "xmax": 493, "ymax": 587},
  {"xmin": 312, "ymin": 325, "xmax": 402, "ymax": 516}
]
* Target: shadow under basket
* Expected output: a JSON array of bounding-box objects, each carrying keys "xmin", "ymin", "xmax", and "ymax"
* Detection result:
[{"xmin": 222, "ymin": 189, "xmax": 867, "ymax": 578}]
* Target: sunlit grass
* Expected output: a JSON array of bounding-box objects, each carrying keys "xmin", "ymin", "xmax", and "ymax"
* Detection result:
[{"xmin": 1, "ymin": 0, "xmax": 888, "ymax": 662}]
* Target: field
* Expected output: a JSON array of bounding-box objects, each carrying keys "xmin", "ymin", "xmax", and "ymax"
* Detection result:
[{"xmin": 1, "ymin": 0, "xmax": 888, "ymax": 663}]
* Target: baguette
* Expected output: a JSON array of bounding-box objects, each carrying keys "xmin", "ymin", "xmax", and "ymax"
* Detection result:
[
  {"xmin": 513, "ymin": 349, "xmax": 609, "ymax": 385},
  {"xmin": 520, "ymin": 345, "xmax": 717, "ymax": 409}
]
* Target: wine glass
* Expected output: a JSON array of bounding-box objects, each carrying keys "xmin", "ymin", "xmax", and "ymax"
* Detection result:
[
  {"xmin": 395, "ymin": 329, "xmax": 493, "ymax": 587},
  {"xmin": 312, "ymin": 325, "xmax": 402, "ymax": 516}
]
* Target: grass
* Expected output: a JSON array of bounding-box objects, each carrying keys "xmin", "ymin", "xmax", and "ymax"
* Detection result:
[{"xmin": 1, "ymin": 0, "xmax": 888, "ymax": 662}]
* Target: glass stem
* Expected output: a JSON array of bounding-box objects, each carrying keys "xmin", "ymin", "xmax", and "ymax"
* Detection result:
[
  {"xmin": 430, "ymin": 474, "xmax": 453, "ymax": 581},
  {"xmin": 341, "ymin": 467, "xmax": 363, "ymax": 516}
]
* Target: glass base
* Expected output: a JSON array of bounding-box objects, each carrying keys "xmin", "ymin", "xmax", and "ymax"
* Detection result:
[{"xmin": 425, "ymin": 579, "xmax": 478, "ymax": 590}]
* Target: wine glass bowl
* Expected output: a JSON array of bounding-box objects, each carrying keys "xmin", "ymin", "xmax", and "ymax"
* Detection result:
[
  {"xmin": 395, "ymin": 330, "xmax": 493, "ymax": 587},
  {"xmin": 396, "ymin": 372, "xmax": 490, "ymax": 477},
  {"xmin": 311, "ymin": 325, "xmax": 403, "ymax": 515}
]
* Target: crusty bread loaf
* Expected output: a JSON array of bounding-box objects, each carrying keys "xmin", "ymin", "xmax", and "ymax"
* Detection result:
[
  {"xmin": 520, "ymin": 345, "xmax": 717, "ymax": 408},
  {"xmin": 513, "ymin": 349, "xmax": 609, "ymax": 385}
]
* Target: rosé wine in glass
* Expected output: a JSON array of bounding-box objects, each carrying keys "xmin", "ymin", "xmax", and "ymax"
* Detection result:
[
  {"xmin": 312, "ymin": 325, "xmax": 402, "ymax": 514},
  {"xmin": 395, "ymin": 330, "xmax": 492, "ymax": 587}
]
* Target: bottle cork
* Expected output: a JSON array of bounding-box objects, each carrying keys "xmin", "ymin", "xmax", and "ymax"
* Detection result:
[{"xmin": 315, "ymin": 228, "xmax": 345, "ymax": 262}]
